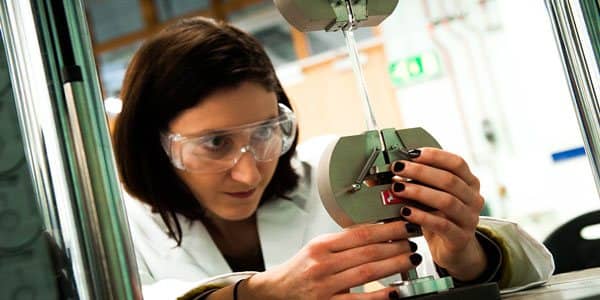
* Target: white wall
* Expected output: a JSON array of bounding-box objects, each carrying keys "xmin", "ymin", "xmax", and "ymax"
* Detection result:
[{"xmin": 380, "ymin": 0, "xmax": 599, "ymax": 240}]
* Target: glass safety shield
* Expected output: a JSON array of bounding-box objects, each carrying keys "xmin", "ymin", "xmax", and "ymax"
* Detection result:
[{"xmin": 0, "ymin": 0, "xmax": 141, "ymax": 299}]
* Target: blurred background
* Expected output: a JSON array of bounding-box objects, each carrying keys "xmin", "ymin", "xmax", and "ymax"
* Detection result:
[
  {"xmin": 87, "ymin": 0, "xmax": 598, "ymax": 242},
  {"xmin": 1, "ymin": 0, "xmax": 599, "ymax": 299}
]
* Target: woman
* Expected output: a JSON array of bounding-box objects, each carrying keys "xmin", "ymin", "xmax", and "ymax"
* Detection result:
[{"xmin": 113, "ymin": 17, "xmax": 553, "ymax": 300}]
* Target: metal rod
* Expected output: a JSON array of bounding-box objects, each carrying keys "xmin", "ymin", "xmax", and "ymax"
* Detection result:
[
  {"xmin": 401, "ymin": 268, "xmax": 419, "ymax": 281},
  {"xmin": 545, "ymin": 0, "xmax": 600, "ymax": 196},
  {"xmin": 0, "ymin": 0, "xmax": 94, "ymax": 298},
  {"xmin": 0, "ymin": 0, "xmax": 142, "ymax": 298},
  {"xmin": 57, "ymin": 0, "xmax": 142, "ymax": 298},
  {"xmin": 354, "ymin": 147, "xmax": 381, "ymax": 187}
]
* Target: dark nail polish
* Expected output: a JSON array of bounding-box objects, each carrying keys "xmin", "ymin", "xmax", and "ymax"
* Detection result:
[
  {"xmin": 410, "ymin": 253, "xmax": 423, "ymax": 266},
  {"xmin": 393, "ymin": 162, "xmax": 405, "ymax": 172},
  {"xmin": 389, "ymin": 291, "xmax": 400, "ymax": 300},
  {"xmin": 401, "ymin": 207, "xmax": 412, "ymax": 217},
  {"xmin": 393, "ymin": 182, "xmax": 405, "ymax": 192},
  {"xmin": 409, "ymin": 241, "xmax": 417, "ymax": 252},
  {"xmin": 408, "ymin": 149, "xmax": 421, "ymax": 158},
  {"xmin": 405, "ymin": 223, "xmax": 420, "ymax": 234}
]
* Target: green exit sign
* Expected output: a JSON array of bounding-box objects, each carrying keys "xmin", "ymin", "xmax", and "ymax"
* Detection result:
[{"xmin": 388, "ymin": 51, "xmax": 442, "ymax": 87}]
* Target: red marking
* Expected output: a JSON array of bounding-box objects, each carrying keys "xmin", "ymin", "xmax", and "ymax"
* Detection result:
[{"xmin": 381, "ymin": 190, "xmax": 406, "ymax": 205}]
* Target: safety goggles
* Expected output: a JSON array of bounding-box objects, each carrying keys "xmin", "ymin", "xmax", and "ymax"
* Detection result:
[{"xmin": 161, "ymin": 103, "xmax": 297, "ymax": 174}]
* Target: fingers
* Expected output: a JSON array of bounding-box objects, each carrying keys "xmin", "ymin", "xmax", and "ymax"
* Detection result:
[
  {"xmin": 390, "ymin": 148, "xmax": 485, "ymax": 208},
  {"xmin": 390, "ymin": 161, "xmax": 482, "ymax": 210},
  {"xmin": 328, "ymin": 240, "xmax": 417, "ymax": 274},
  {"xmin": 390, "ymin": 180, "xmax": 479, "ymax": 228},
  {"xmin": 329, "ymin": 251, "xmax": 422, "ymax": 293},
  {"xmin": 320, "ymin": 221, "xmax": 413, "ymax": 252},
  {"xmin": 403, "ymin": 147, "xmax": 480, "ymax": 190},
  {"xmin": 330, "ymin": 287, "xmax": 398, "ymax": 300},
  {"xmin": 398, "ymin": 205, "xmax": 473, "ymax": 250},
  {"xmin": 290, "ymin": 227, "xmax": 417, "ymax": 300}
]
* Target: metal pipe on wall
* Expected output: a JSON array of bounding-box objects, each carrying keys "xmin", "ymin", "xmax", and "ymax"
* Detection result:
[
  {"xmin": 545, "ymin": 0, "xmax": 600, "ymax": 196},
  {"xmin": 451, "ymin": 0, "xmax": 514, "ymax": 152},
  {"xmin": 421, "ymin": 0, "xmax": 478, "ymax": 163}
]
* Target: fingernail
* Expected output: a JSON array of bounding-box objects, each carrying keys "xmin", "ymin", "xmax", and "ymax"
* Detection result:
[
  {"xmin": 410, "ymin": 253, "xmax": 423, "ymax": 266},
  {"xmin": 392, "ymin": 182, "xmax": 405, "ymax": 192},
  {"xmin": 409, "ymin": 241, "xmax": 417, "ymax": 252},
  {"xmin": 393, "ymin": 162, "xmax": 405, "ymax": 172},
  {"xmin": 405, "ymin": 223, "xmax": 420, "ymax": 234},
  {"xmin": 389, "ymin": 291, "xmax": 400, "ymax": 300},
  {"xmin": 401, "ymin": 207, "xmax": 412, "ymax": 217},
  {"xmin": 408, "ymin": 149, "xmax": 421, "ymax": 158}
]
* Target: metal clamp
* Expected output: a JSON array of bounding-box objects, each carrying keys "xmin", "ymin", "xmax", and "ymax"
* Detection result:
[{"xmin": 327, "ymin": 0, "xmax": 368, "ymax": 31}]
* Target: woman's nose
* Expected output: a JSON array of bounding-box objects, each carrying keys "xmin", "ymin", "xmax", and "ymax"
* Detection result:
[{"xmin": 229, "ymin": 151, "xmax": 262, "ymax": 187}]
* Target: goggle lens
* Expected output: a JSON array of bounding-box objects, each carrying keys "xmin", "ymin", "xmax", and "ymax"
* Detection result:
[{"xmin": 163, "ymin": 104, "xmax": 296, "ymax": 173}]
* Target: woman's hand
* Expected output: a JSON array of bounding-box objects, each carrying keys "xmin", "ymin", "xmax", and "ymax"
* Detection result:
[
  {"xmin": 389, "ymin": 147, "xmax": 487, "ymax": 281},
  {"xmin": 245, "ymin": 221, "xmax": 420, "ymax": 300}
]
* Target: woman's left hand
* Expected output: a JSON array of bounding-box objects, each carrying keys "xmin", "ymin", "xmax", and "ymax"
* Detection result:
[{"xmin": 390, "ymin": 147, "xmax": 487, "ymax": 281}]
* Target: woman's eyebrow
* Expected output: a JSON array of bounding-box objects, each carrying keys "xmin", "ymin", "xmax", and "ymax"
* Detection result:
[{"xmin": 186, "ymin": 114, "xmax": 279, "ymax": 137}]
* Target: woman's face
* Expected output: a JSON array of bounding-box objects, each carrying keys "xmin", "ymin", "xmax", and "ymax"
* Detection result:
[{"xmin": 168, "ymin": 81, "xmax": 280, "ymax": 222}]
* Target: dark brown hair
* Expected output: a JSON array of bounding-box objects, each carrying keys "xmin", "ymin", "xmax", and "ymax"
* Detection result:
[{"xmin": 113, "ymin": 17, "xmax": 299, "ymax": 245}]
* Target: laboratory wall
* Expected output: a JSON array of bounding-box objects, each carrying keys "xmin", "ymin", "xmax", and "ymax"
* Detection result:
[
  {"xmin": 377, "ymin": 0, "xmax": 598, "ymax": 239},
  {"xmin": 87, "ymin": 0, "xmax": 600, "ymax": 241},
  {"xmin": 283, "ymin": 42, "xmax": 403, "ymax": 142}
]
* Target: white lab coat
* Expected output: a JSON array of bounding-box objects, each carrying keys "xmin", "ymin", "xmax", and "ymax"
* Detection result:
[{"xmin": 125, "ymin": 151, "xmax": 554, "ymax": 299}]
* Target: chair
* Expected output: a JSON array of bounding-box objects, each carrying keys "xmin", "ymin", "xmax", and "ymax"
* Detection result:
[{"xmin": 544, "ymin": 210, "xmax": 600, "ymax": 274}]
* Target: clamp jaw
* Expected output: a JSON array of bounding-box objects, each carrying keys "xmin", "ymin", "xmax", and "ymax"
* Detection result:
[
  {"xmin": 316, "ymin": 128, "xmax": 470, "ymax": 297},
  {"xmin": 317, "ymin": 128, "xmax": 441, "ymax": 227},
  {"xmin": 273, "ymin": 0, "xmax": 399, "ymax": 32}
]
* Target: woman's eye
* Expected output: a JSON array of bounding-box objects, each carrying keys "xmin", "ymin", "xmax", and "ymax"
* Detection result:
[
  {"xmin": 196, "ymin": 135, "xmax": 232, "ymax": 152},
  {"xmin": 253, "ymin": 126, "xmax": 275, "ymax": 140}
]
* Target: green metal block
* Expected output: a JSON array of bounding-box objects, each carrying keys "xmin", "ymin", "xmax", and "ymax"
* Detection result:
[
  {"xmin": 274, "ymin": 0, "xmax": 399, "ymax": 32},
  {"xmin": 318, "ymin": 127, "xmax": 441, "ymax": 227}
]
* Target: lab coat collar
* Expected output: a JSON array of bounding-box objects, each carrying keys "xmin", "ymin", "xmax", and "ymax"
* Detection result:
[
  {"xmin": 257, "ymin": 198, "xmax": 309, "ymax": 269},
  {"xmin": 174, "ymin": 197, "xmax": 309, "ymax": 275},
  {"xmin": 256, "ymin": 155, "xmax": 313, "ymax": 268},
  {"xmin": 179, "ymin": 216, "xmax": 233, "ymax": 276},
  {"xmin": 126, "ymin": 157, "xmax": 312, "ymax": 277}
]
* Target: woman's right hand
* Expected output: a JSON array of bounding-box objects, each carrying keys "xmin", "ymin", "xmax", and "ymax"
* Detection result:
[{"xmin": 245, "ymin": 221, "xmax": 420, "ymax": 300}]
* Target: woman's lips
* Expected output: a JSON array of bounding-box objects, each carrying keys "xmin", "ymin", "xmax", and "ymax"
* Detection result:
[{"xmin": 225, "ymin": 189, "xmax": 256, "ymax": 198}]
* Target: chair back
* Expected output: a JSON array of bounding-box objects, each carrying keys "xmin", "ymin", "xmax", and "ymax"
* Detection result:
[{"xmin": 544, "ymin": 210, "xmax": 600, "ymax": 274}]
